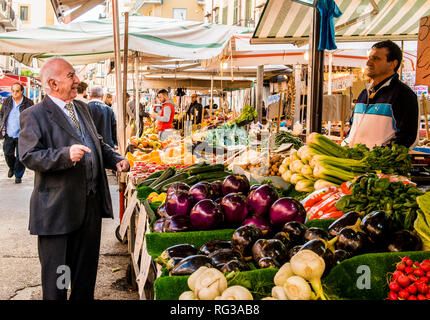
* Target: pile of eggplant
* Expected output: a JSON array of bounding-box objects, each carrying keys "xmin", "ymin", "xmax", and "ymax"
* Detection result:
[{"xmin": 155, "ymin": 210, "xmax": 423, "ymax": 277}]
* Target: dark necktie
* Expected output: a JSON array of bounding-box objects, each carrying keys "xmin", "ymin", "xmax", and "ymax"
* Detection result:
[{"xmin": 65, "ymin": 103, "xmax": 81, "ymax": 131}]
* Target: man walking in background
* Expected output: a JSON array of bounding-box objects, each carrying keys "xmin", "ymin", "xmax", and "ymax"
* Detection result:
[
  {"xmin": 88, "ymin": 86, "xmax": 118, "ymax": 149},
  {"xmin": 0, "ymin": 83, "xmax": 34, "ymax": 183}
]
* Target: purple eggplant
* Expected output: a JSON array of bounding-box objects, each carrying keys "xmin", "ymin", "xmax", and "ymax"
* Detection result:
[
  {"xmin": 211, "ymin": 180, "xmax": 223, "ymax": 199},
  {"xmin": 222, "ymin": 175, "xmax": 250, "ymax": 196},
  {"xmin": 335, "ymin": 227, "xmax": 369, "ymax": 255},
  {"xmin": 231, "ymin": 225, "xmax": 263, "ymax": 260},
  {"xmin": 169, "ymin": 255, "xmax": 215, "ymax": 276},
  {"xmin": 241, "ymin": 215, "xmax": 271, "ymax": 236},
  {"xmin": 163, "ymin": 215, "xmax": 194, "ymax": 233},
  {"xmin": 328, "ymin": 211, "xmax": 360, "ymax": 236},
  {"xmin": 165, "ymin": 189, "xmax": 195, "ymax": 216},
  {"xmin": 208, "ymin": 248, "xmax": 243, "ymax": 268},
  {"xmin": 303, "ymin": 227, "xmax": 330, "ymax": 242},
  {"xmin": 257, "ymin": 257, "xmax": 281, "ymax": 269},
  {"xmin": 334, "ymin": 249, "xmax": 350, "ymax": 265},
  {"xmin": 152, "ymin": 217, "xmax": 168, "ymax": 233},
  {"xmin": 269, "ymin": 197, "xmax": 306, "ymax": 229},
  {"xmin": 155, "ymin": 243, "xmax": 198, "ymax": 265},
  {"xmin": 287, "ymin": 245, "xmax": 302, "ymax": 261},
  {"xmin": 282, "ymin": 221, "xmax": 308, "ymax": 244},
  {"xmin": 247, "ymin": 184, "xmax": 279, "ymax": 217},
  {"xmin": 199, "ymin": 240, "xmax": 232, "ymax": 256},
  {"xmin": 387, "ymin": 230, "xmax": 422, "ymax": 252},
  {"xmin": 166, "ymin": 182, "xmax": 190, "ymax": 198},
  {"xmin": 273, "ymin": 231, "xmax": 291, "ymax": 248},
  {"xmin": 360, "ymin": 211, "xmax": 394, "ymax": 245},
  {"xmin": 220, "ymin": 260, "xmax": 251, "ymax": 272},
  {"xmin": 220, "ymin": 193, "xmax": 249, "ymax": 226},
  {"xmin": 190, "ymin": 182, "xmax": 215, "ymax": 202},
  {"xmin": 252, "ymin": 239, "xmax": 288, "ymax": 265},
  {"xmin": 189, "ymin": 199, "xmax": 224, "ymax": 230}
]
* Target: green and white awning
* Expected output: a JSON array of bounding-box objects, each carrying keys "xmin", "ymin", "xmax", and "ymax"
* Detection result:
[
  {"xmin": 0, "ymin": 15, "xmax": 245, "ymax": 66},
  {"xmin": 251, "ymin": 0, "xmax": 430, "ymax": 44}
]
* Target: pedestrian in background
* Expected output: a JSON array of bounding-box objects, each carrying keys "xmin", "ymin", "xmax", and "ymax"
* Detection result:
[
  {"xmin": 75, "ymin": 81, "xmax": 88, "ymax": 103},
  {"xmin": 88, "ymin": 86, "xmax": 118, "ymax": 149},
  {"xmin": 18, "ymin": 57, "xmax": 129, "ymax": 300},
  {"xmin": 104, "ymin": 93, "xmax": 113, "ymax": 107},
  {"xmin": 0, "ymin": 82, "xmax": 34, "ymax": 183}
]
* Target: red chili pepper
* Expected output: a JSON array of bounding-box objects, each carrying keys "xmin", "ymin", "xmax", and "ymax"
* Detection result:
[
  {"xmin": 308, "ymin": 192, "xmax": 343, "ymax": 220},
  {"xmin": 303, "ymin": 186, "xmax": 338, "ymax": 209},
  {"xmin": 319, "ymin": 211, "xmax": 345, "ymax": 220}
]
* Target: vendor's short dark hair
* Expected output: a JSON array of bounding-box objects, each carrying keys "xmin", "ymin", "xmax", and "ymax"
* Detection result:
[
  {"xmin": 372, "ymin": 40, "xmax": 402, "ymax": 72},
  {"xmin": 77, "ymin": 81, "xmax": 88, "ymax": 94},
  {"xmin": 157, "ymin": 89, "xmax": 168, "ymax": 96},
  {"xmin": 11, "ymin": 82, "xmax": 24, "ymax": 91}
]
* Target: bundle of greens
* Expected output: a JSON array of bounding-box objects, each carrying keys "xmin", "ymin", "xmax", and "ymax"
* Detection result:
[
  {"xmin": 204, "ymin": 123, "xmax": 249, "ymax": 148},
  {"xmin": 335, "ymin": 173, "xmax": 424, "ymax": 230},
  {"xmin": 274, "ymin": 131, "xmax": 304, "ymax": 150},
  {"xmin": 414, "ymin": 191, "xmax": 430, "ymax": 250},
  {"xmin": 234, "ymin": 105, "xmax": 258, "ymax": 125}
]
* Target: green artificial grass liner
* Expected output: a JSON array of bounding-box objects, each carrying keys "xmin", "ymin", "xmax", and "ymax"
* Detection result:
[
  {"xmin": 323, "ymin": 250, "xmax": 430, "ymax": 300},
  {"xmin": 155, "ymin": 268, "xmax": 278, "ymax": 300}
]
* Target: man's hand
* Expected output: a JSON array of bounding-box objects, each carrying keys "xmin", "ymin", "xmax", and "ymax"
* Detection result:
[
  {"xmin": 116, "ymin": 159, "xmax": 130, "ymax": 173},
  {"xmin": 70, "ymin": 144, "xmax": 91, "ymax": 162},
  {"xmin": 149, "ymin": 113, "xmax": 157, "ymax": 120}
]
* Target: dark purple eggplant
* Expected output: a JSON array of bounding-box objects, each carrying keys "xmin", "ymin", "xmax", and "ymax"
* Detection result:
[
  {"xmin": 282, "ymin": 221, "xmax": 308, "ymax": 244},
  {"xmin": 335, "ymin": 227, "xmax": 369, "ymax": 255},
  {"xmin": 211, "ymin": 181, "xmax": 223, "ymax": 199},
  {"xmin": 152, "ymin": 217, "xmax": 168, "ymax": 233},
  {"xmin": 231, "ymin": 225, "xmax": 263, "ymax": 260},
  {"xmin": 157, "ymin": 203, "xmax": 170, "ymax": 218},
  {"xmin": 252, "ymin": 239, "xmax": 288, "ymax": 265},
  {"xmin": 199, "ymin": 240, "xmax": 232, "ymax": 255},
  {"xmin": 288, "ymin": 245, "xmax": 302, "ymax": 261},
  {"xmin": 257, "ymin": 257, "xmax": 281, "ymax": 269},
  {"xmin": 360, "ymin": 211, "xmax": 394, "ymax": 244},
  {"xmin": 155, "ymin": 244, "xmax": 198, "ymax": 265},
  {"xmin": 169, "ymin": 255, "xmax": 215, "ymax": 276},
  {"xmin": 163, "ymin": 215, "xmax": 194, "ymax": 233},
  {"xmin": 387, "ymin": 230, "xmax": 423, "ymax": 252},
  {"xmin": 220, "ymin": 260, "xmax": 251, "ymax": 272},
  {"xmin": 273, "ymin": 232, "xmax": 291, "ymax": 248},
  {"xmin": 328, "ymin": 211, "xmax": 360, "ymax": 236},
  {"xmin": 208, "ymin": 248, "xmax": 243, "ymax": 268},
  {"xmin": 304, "ymin": 227, "xmax": 329, "ymax": 242},
  {"xmin": 333, "ymin": 249, "xmax": 350, "ymax": 265},
  {"xmin": 250, "ymin": 184, "xmax": 261, "ymax": 192},
  {"xmin": 165, "ymin": 257, "xmax": 184, "ymax": 270}
]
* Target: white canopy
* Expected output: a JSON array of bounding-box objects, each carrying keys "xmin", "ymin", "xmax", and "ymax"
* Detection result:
[{"xmin": 0, "ymin": 15, "xmax": 247, "ymax": 66}]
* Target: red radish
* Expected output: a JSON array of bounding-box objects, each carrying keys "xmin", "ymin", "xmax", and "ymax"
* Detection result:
[
  {"xmin": 420, "ymin": 261, "xmax": 430, "ymax": 272},
  {"xmin": 427, "ymin": 271, "xmax": 430, "ymax": 279},
  {"xmin": 408, "ymin": 295, "xmax": 417, "ymax": 300},
  {"xmin": 413, "ymin": 262, "xmax": 420, "ymax": 268},
  {"xmin": 392, "ymin": 270, "xmax": 404, "ymax": 281},
  {"xmin": 397, "ymin": 262, "xmax": 406, "ymax": 271},
  {"xmin": 398, "ymin": 289, "xmax": 410, "ymax": 299},
  {"xmin": 417, "ymin": 276, "xmax": 429, "ymax": 284},
  {"xmin": 389, "ymin": 281, "xmax": 401, "ymax": 292},
  {"xmin": 405, "ymin": 259, "xmax": 414, "ymax": 267},
  {"xmin": 408, "ymin": 274, "xmax": 418, "ymax": 282},
  {"xmin": 407, "ymin": 284, "xmax": 417, "ymax": 295},
  {"xmin": 397, "ymin": 274, "xmax": 410, "ymax": 288},
  {"xmin": 405, "ymin": 266, "xmax": 414, "ymax": 274},
  {"xmin": 401, "ymin": 256, "xmax": 410, "ymax": 263},
  {"xmin": 414, "ymin": 269, "xmax": 425, "ymax": 277},
  {"xmin": 417, "ymin": 294, "xmax": 427, "ymax": 300},
  {"xmin": 417, "ymin": 282, "xmax": 428, "ymax": 294},
  {"xmin": 426, "ymin": 292, "xmax": 430, "ymax": 299},
  {"xmin": 388, "ymin": 291, "xmax": 398, "ymax": 300}
]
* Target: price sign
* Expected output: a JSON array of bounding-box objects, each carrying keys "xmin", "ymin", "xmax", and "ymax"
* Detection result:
[{"xmin": 416, "ymin": 15, "xmax": 430, "ymax": 85}]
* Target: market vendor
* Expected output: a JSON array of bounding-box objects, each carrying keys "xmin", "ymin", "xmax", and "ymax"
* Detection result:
[
  {"xmin": 345, "ymin": 40, "xmax": 419, "ymax": 149},
  {"xmin": 150, "ymin": 89, "xmax": 176, "ymax": 140}
]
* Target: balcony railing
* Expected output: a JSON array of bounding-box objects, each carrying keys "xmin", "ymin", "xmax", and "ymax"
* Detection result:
[{"xmin": 0, "ymin": 3, "xmax": 17, "ymax": 31}]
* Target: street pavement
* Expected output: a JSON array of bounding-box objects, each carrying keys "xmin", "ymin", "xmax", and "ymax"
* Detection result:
[{"xmin": 0, "ymin": 143, "xmax": 139, "ymax": 300}]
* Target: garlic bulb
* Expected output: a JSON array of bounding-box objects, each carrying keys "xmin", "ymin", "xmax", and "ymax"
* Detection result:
[
  {"xmin": 274, "ymin": 262, "xmax": 294, "ymax": 287},
  {"xmin": 187, "ymin": 266, "xmax": 209, "ymax": 292},
  {"xmin": 178, "ymin": 291, "xmax": 198, "ymax": 300},
  {"xmin": 219, "ymin": 286, "xmax": 253, "ymax": 300},
  {"xmin": 271, "ymin": 286, "xmax": 288, "ymax": 300},
  {"xmin": 283, "ymin": 276, "xmax": 313, "ymax": 300},
  {"xmin": 194, "ymin": 268, "xmax": 228, "ymax": 300}
]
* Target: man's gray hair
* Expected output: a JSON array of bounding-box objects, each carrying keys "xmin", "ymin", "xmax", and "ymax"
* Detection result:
[
  {"xmin": 39, "ymin": 56, "xmax": 70, "ymax": 94},
  {"xmin": 90, "ymin": 86, "xmax": 104, "ymax": 98}
]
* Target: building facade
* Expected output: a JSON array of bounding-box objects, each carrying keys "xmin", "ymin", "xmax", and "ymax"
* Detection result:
[
  {"xmin": 203, "ymin": 0, "xmax": 266, "ymax": 27},
  {"xmin": 0, "ymin": 0, "xmax": 19, "ymax": 75}
]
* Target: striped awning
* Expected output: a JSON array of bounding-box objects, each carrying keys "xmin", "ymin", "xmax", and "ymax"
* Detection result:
[{"xmin": 251, "ymin": 0, "xmax": 430, "ymax": 45}]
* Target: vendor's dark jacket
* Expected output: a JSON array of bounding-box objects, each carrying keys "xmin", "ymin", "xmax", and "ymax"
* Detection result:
[
  {"xmin": 347, "ymin": 73, "xmax": 419, "ymax": 148},
  {"xmin": 0, "ymin": 95, "xmax": 34, "ymax": 139},
  {"xmin": 88, "ymin": 99, "xmax": 118, "ymax": 148},
  {"xmin": 18, "ymin": 96, "xmax": 124, "ymax": 236},
  {"xmin": 186, "ymin": 101, "xmax": 203, "ymax": 124}
]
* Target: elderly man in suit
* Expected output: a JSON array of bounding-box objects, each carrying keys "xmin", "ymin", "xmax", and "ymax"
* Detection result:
[{"xmin": 18, "ymin": 57, "xmax": 129, "ymax": 300}]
